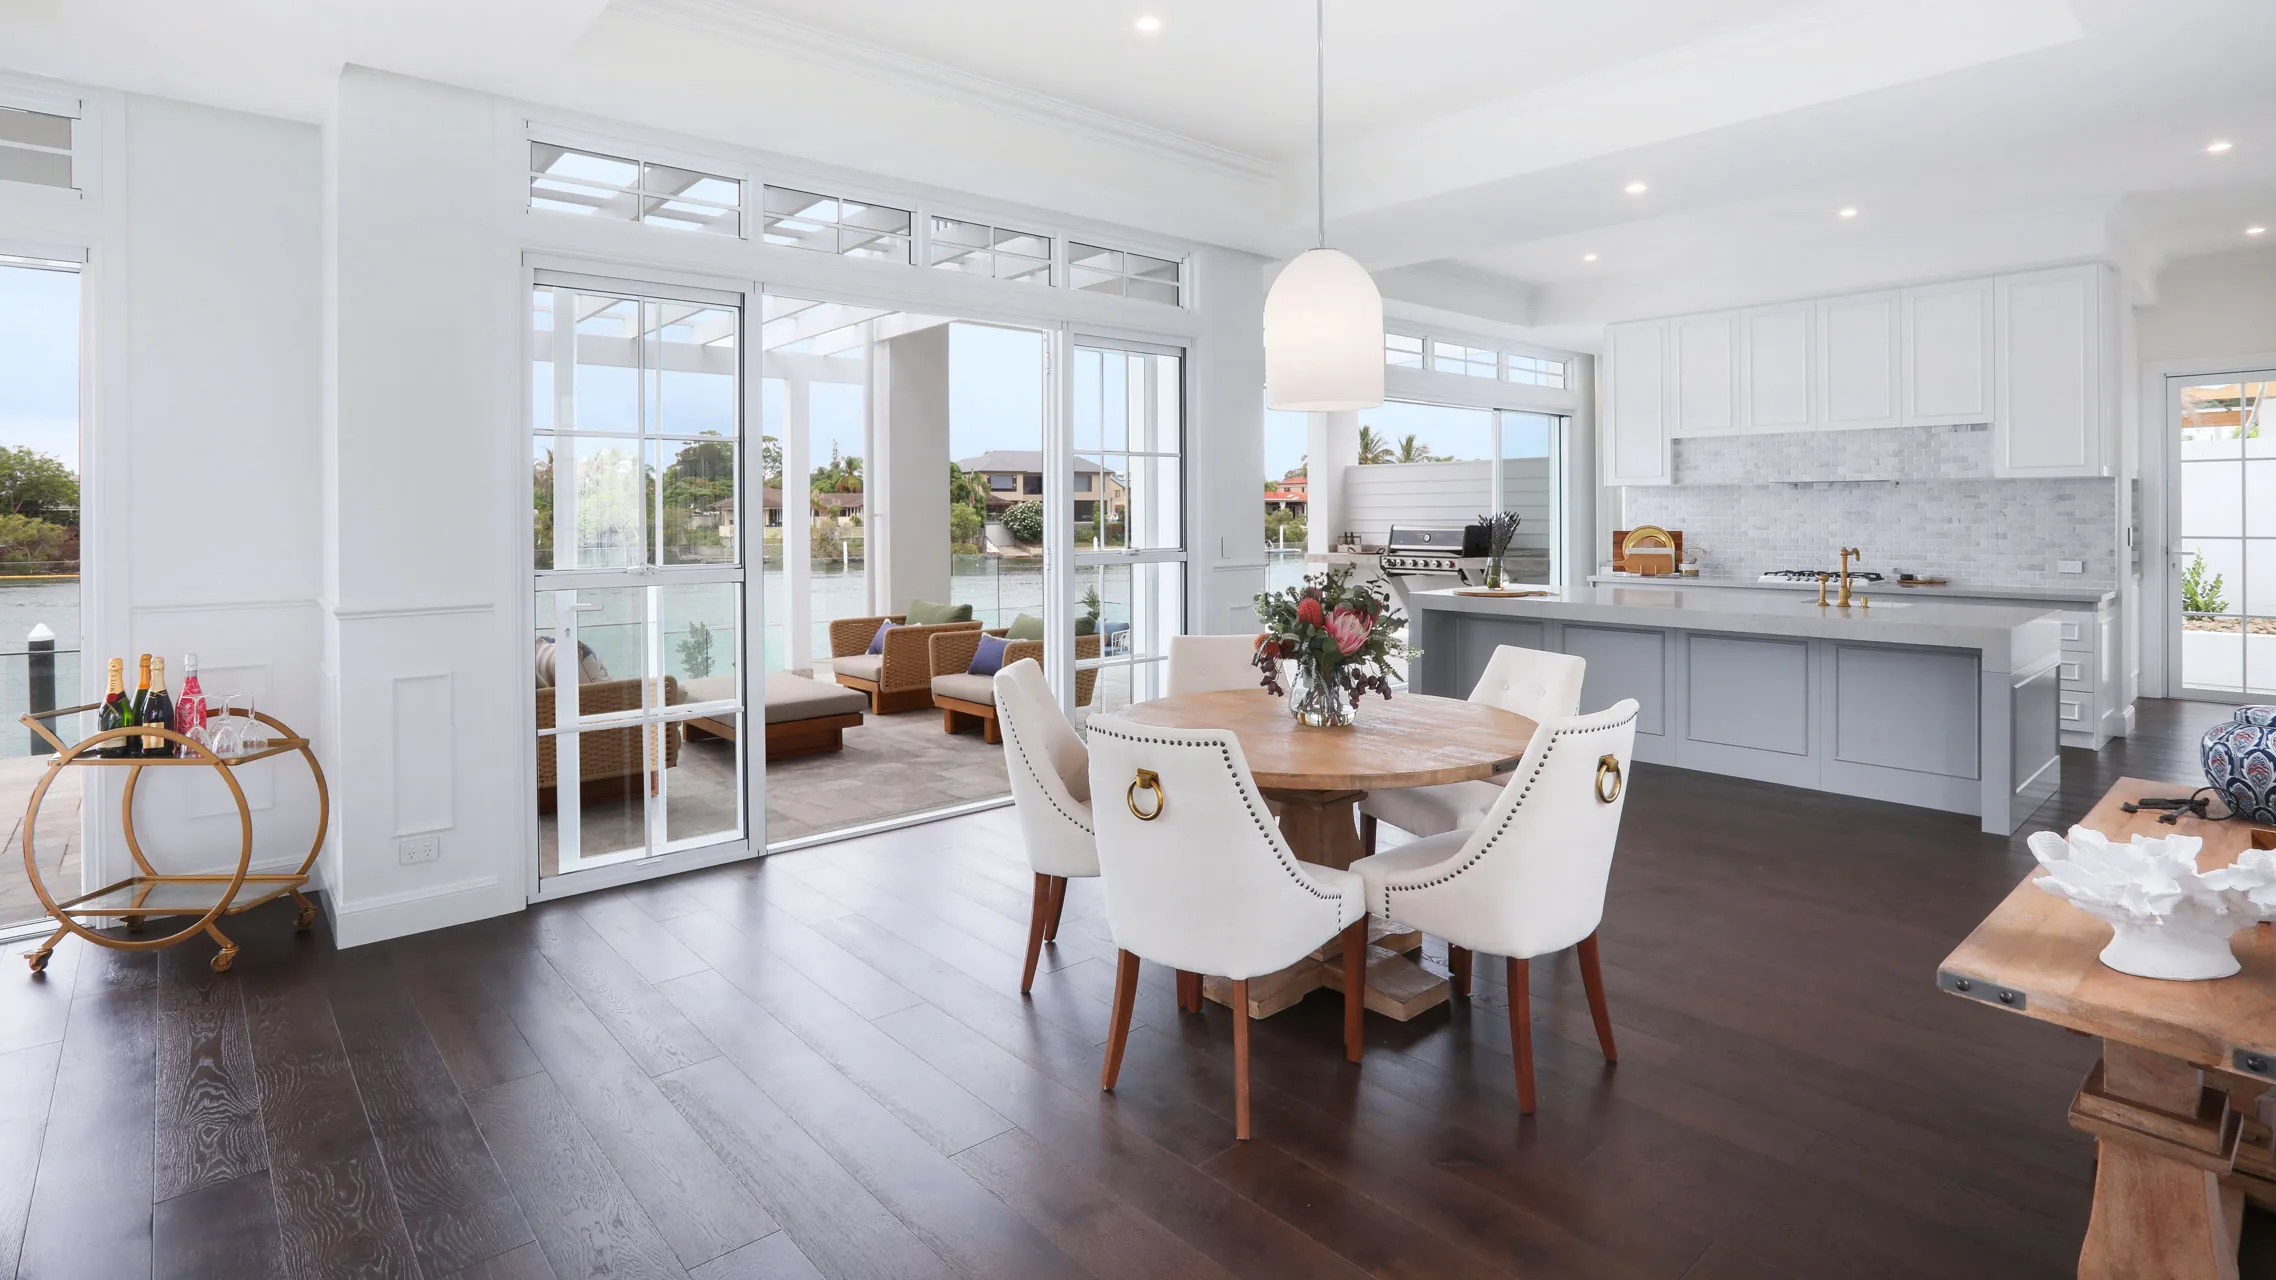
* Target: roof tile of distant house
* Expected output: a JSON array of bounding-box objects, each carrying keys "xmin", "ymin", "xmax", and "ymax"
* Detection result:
[{"xmin": 957, "ymin": 450, "xmax": 1109, "ymax": 473}]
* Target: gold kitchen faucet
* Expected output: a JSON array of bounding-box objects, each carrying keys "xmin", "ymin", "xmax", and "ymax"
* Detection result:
[{"xmin": 1837, "ymin": 547, "xmax": 1862, "ymax": 607}]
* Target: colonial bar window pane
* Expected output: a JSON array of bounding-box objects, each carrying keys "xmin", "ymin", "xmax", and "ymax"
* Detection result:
[
  {"xmin": 1432, "ymin": 341, "xmax": 1498, "ymax": 379},
  {"xmin": 1507, "ymin": 352, "xmax": 1568, "ymax": 388},
  {"xmin": 0, "ymin": 106, "xmax": 74, "ymax": 191},
  {"xmin": 1385, "ymin": 333, "xmax": 1424, "ymax": 368},
  {"xmin": 764, "ymin": 186, "xmax": 911, "ymax": 261}
]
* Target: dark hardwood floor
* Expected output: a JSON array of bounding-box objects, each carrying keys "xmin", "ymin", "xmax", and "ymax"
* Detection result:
[{"xmin": 0, "ymin": 697, "xmax": 2268, "ymax": 1279}]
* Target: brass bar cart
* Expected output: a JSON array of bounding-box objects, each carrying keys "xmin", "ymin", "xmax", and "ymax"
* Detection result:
[{"xmin": 17, "ymin": 705, "xmax": 330, "ymax": 974}]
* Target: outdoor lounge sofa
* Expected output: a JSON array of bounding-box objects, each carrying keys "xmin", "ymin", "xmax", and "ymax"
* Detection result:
[
  {"xmin": 828, "ymin": 613, "xmax": 983, "ymax": 713},
  {"xmin": 930, "ymin": 628, "xmax": 1101, "ymax": 743},
  {"xmin": 676, "ymin": 672, "xmax": 868, "ymax": 760}
]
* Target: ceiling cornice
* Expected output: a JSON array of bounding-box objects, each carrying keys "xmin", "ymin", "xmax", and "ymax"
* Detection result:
[{"xmin": 613, "ymin": 0, "xmax": 1283, "ymax": 188}]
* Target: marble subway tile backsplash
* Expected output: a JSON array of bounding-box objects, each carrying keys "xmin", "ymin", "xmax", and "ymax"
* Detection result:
[{"xmin": 1621, "ymin": 424, "xmax": 2117, "ymax": 589}]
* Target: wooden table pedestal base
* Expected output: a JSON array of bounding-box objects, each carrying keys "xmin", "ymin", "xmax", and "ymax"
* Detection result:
[
  {"xmin": 1201, "ymin": 919, "xmax": 1453, "ymax": 1021},
  {"xmin": 2069, "ymin": 1045, "xmax": 2252, "ymax": 1280}
]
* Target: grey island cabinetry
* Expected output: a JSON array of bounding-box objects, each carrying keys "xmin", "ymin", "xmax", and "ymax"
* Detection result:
[{"xmin": 1406, "ymin": 584, "xmax": 2063, "ymax": 834}]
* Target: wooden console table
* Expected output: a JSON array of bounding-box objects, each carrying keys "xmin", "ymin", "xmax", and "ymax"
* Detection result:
[
  {"xmin": 17, "ymin": 706, "xmax": 329, "ymax": 975},
  {"xmin": 1940, "ymin": 777, "xmax": 2276, "ymax": 1279}
]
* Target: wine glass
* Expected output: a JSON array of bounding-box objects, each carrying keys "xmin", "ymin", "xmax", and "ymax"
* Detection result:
[
  {"xmin": 206, "ymin": 694, "xmax": 245, "ymax": 758},
  {"xmin": 237, "ymin": 693, "xmax": 267, "ymax": 753}
]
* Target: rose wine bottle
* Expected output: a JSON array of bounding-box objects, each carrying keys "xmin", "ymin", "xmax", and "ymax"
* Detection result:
[
  {"xmin": 176, "ymin": 653, "xmax": 207, "ymax": 753},
  {"xmin": 128, "ymin": 654, "xmax": 151, "ymax": 760},
  {"xmin": 143, "ymin": 656, "xmax": 174, "ymax": 757},
  {"xmin": 97, "ymin": 658, "xmax": 129, "ymax": 757}
]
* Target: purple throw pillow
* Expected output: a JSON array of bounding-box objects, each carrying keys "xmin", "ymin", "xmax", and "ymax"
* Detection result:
[
  {"xmin": 966, "ymin": 634, "xmax": 1014, "ymax": 678},
  {"xmin": 866, "ymin": 620, "xmax": 898, "ymax": 655}
]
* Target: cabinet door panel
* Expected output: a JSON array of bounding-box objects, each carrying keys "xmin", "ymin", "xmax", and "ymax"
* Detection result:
[
  {"xmin": 1818, "ymin": 292, "xmax": 1898, "ymax": 430},
  {"xmin": 1741, "ymin": 304, "xmax": 1812, "ymax": 433},
  {"xmin": 1674, "ymin": 313, "xmax": 1738, "ymax": 435},
  {"xmin": 1902, "ymin": 280, "xmax": 1993, "ymax": 424},
  {"xmin": 1605, "ymin": 320, "xmax": 1671, "ymax": 485},
  {"xmin": 1995, "ymin": 266, "xmax": 2100, "ymax": 477}
]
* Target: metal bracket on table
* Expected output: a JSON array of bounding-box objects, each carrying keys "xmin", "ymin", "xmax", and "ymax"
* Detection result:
[
  {"xmin": 2234, "ymin": 1048, "xmax": 2276, "ymax": 1081},
  {"xmin": 1938, "ymin": 969, "xmax": 2026, "ymax": 1011}
]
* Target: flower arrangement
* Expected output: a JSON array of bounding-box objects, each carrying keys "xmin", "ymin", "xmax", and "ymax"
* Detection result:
[
  {"xmin": 1252, "ymin": 565, "xmax": 1417, "ymax": 727},
  {"xmin": 1476, "ymin": 511, "xmax": 1523, "ymax": 589},
  {"xmin": 2027, "ymin": 823, "xmax": 2276, "ymax": 980}
]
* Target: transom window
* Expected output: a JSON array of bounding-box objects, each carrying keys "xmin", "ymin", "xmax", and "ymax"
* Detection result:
[
  {"xmin": 1508, "ymin": 352, "xmax": 1568, "ymax": 389},
  {"xmin": 762, "ymin": 186, "xmax": 912, "ymax": 262},
  {"xmin": 929, "ymin": 218, "xmax": 1052, "ymax": 284},
  {"xmin": 1385, "ymin": 333, "xmax": 1424, "ymax": 368},
  {"xmin": 1069, "ymin": 243, "xmax": 1183, "ymax": 306},
  {"xmin": 1433, "ymin": 342, "xmax": 1498, "ymax": 379},
  {"xmin": 529, "ymin": 143, "xmax": 743, "ymax": 237},
  {"xmin": 1387, "ymin": 330, "xmax": 1570, "ymax": 390},
  {"xmin": 0, "ymin": 105, "xmax": 74, "ymax": 191}
]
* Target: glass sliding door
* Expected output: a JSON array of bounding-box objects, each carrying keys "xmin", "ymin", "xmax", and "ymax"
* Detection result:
[
  {"xmin": 1071, "ymin": 339, "xmax": 1185, "ymax": 719},
  {"xmin": 531, "ymin": 275, "xmax": 750, "ymax": 880},
  {"xmin": 2175, "ymin": 374, "xmax": 2276, "ymax": 697}
]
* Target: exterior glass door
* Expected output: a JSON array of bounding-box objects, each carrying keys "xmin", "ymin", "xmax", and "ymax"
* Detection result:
[
  {"xmin": 1070, "ymin": 339, "xmax": 1184, "ymax": 720},
  {"xmin": 2174, "ymin": 373, "xmax": 2276, "ymax": 698},
  {"xmin": 530, "ymin": 275, "xmax": 750, "ymax": 878}
]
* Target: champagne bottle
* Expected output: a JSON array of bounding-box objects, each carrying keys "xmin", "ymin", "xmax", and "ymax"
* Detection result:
[
  {"xmin": 143, "ymin": 656, "xmax": 174, "ymax": 757},
  {"xmin": 97, "ymin": 658, "xmax": 128, "ymax": 757},
  {"xmin": 127, "ymin": 654, "xmax": 151, "ymax": 760},
  {"xmin": 176, "ymin": 653, "xmax": 207, "ymax": 752}
]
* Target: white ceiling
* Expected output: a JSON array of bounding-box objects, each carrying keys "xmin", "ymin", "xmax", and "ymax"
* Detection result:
[{"xmin": 4, "ymin": 0, "xmax": 2272, "ymax": 339}]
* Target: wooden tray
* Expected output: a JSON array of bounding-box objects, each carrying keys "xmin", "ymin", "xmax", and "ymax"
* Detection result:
[
  {"xmin": 1454, "ymin": 588, "xmax": 1553, "ymax": 598},
  {"xmin": 1896, "ymin": 578, "xmax": 1952, "ymax": 587}
]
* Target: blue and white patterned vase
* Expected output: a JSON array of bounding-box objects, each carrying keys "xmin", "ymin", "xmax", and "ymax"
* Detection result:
[{"xmin": 2202, "ymin": 706, "xmax": 2276, "ymax": 824}]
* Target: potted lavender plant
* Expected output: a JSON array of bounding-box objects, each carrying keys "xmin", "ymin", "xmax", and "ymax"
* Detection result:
[{"xmin": 1477, "ymin": 511, "xmax": 1522, "ymax": 589}]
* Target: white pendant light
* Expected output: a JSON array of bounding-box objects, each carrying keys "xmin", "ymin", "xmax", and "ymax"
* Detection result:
[{"xmin": 1264, "ymin": 0, "xmax": 1384, "ymax": 412}]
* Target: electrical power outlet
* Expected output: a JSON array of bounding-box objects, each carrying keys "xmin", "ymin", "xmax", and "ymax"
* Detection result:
[
  {"xmin": 2057, "ymin": 559, "xmax": 2084, "ymax": 574},
  {"xmin": 398, "ymin": 834, "xmax": 441, "ymax": 865}
]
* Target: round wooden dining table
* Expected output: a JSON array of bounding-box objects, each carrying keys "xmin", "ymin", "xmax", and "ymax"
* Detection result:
[{"xmin": 1116, "ymin": 688, "xmax": 1539, "ymax": 1020}]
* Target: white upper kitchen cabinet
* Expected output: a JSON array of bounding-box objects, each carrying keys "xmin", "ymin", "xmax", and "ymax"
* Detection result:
[
  {"xmin": 1901, "ymin": 278, "xmax": 1995, "ymax": 425},
  {"xmin": 1815, "ymin": 291, "xmax": 1900, "ymax": 430},
  {"xmin": 1740, "ymin": 302, "xmax": 1812, "ymax": 434},
  {"xmin": 1672, "ymin": 311, "xmax": 1739, "ymax": 436},
  {"xmin": 1994, "ymin": 264, "xmax": 2108, "ymax": 478},
  {"xmin": 1602, "ymin": 319, "xmax": 1672, "ymax": 485}
]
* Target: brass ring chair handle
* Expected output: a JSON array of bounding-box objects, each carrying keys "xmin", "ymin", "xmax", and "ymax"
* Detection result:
[
  {"xmin": 1126, "ymin": 769, "xmax": 1165, "ymax": 821},
  {"xmin": 1595, "ymin": 754, "xmax": 1623, "ymax": 804}
]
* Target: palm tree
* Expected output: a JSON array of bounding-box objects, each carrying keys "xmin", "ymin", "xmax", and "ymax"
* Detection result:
[
  {"xmin": 1356, "ymin": 425, "xmax": 1393, "ymax": 465},
  {"xmin": 1396, "ymin": 434, "xmax": 1439, "ymax": 464}
]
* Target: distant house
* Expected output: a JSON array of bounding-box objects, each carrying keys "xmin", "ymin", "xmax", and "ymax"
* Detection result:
[
  {"xmin": 759, "ymin": 487, "xmax": 863, "ymax": 527},
  {"xmin": 1265, "ymin": 472, "xmax": 1307, "ymax": 515},
  {"xmin": 957, "ymin": 450, "xmax": 1127, "ymax": 522}
]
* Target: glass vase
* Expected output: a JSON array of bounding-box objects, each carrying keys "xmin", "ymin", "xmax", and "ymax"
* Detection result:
[
  {"xmin": 1288, "ymin": 661, "xmax": 1357, "ymax": 728},
  {"xmin": 1483, "ymin": 558, "xmax": 1504, "ymax": 589}
]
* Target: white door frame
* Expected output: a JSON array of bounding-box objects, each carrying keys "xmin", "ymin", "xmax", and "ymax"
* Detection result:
[{"xmin": 2146, "ymin": 356, "xmax": 2276, "ymax": 701}]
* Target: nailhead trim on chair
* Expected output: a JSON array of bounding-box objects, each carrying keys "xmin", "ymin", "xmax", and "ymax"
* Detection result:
[
  {"xmin": 1000, "ymin": 698, "xmax": 1093, "ymax": 838},
  {"xmin": 1086, "ymin": 721, "xmax": 1343, "ymax": 908},
  {"xmin": 1381, "ymin": 710, "xmax": 1640, "ymax": 916}
]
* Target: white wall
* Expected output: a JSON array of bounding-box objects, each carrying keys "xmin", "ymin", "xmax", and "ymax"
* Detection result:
[
  {"xmin": 2138, "ymin": 246, "xmax": 2276, "ymax": 365},
  {"xmin": 1187, "ymin": 244, "xmax": 1271, "ymax": 634},
  {"xmin": 877, "ymin": 323, "xmax": 952, "ymax": 613},
  {"xmin": 320, "ymin": 67, "xmax": 526, "ymax": 942}
]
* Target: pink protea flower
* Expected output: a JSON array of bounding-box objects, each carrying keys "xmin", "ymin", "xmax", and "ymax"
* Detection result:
[{"xmin": 1326, "ymin": 606, "xmax": 1372, "ymax": 655}]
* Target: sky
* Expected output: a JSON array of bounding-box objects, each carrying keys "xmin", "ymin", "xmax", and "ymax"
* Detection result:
[{"xmin": 0, "ymin": 262, "xmax": 81, "ymax": 472}]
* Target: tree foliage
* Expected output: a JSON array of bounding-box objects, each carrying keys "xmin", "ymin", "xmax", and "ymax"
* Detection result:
[
  {"xmin": 1356, "ymin": 426, "xmax": 1393, "ymax": 465},
  {"xmin": 0, "ymin": 448, "xmax": 77, "ymax": 524}
]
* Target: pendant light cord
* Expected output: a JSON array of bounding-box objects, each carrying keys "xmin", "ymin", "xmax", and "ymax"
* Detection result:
[{"xmin": 1315, "ymin": 0, "xmax": 1326, "ymax": 249}]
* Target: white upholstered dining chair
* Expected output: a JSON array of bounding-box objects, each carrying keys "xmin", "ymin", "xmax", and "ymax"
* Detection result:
[
  {"xmin": 1165, "ymin": 633, "xmax": 1268, "ymax": 696},
  {"xmin": 1347, "ymin": 699, "xmax": 1639, "ymax": 1115},
  {"xmin": 1085, "ymin": 712, "xmax": 1368, "ymax": 1139},
  {"xmin": 1357, "ymin": 645, "xmax": 1586, "ymax": 857},
  {"xmin": 993, "ymin": 657, "xmax": 1098, "ymax": 994}
]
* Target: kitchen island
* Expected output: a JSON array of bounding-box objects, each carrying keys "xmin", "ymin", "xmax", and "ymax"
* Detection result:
[{"xmin": 1406, "ymin": 583, "xmax": 2063, "ymax": 833}]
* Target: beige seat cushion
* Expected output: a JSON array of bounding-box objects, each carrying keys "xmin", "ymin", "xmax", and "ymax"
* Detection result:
[
  {"xmin": 930, "ymin": 673, "xmax": 996, "ymax": 706},
  {"xmin": 1363, "ymin": 780, "xmax": 1502, "ymax": 840},
  {"xmin": 762, "ymin": 672, "xmax": 867, "ymax": 724},
  {"xmin": 832, "ymin": 654, "xmax": 883, "ymax": 685},
  {"xmin": 677, "ymin": 675, "xmax": 736, "ymax": 705}
]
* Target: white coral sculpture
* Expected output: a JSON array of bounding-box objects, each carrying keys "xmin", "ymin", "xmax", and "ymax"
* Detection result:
[{"xmin": 2026, "ymin": 825, "xmax": 2276, "ymax": 980}]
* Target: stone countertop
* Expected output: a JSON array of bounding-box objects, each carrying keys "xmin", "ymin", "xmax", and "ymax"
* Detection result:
[
  {"xmin": 1587, "ymin": 570, "xmax": 2116, "ymax": 608},
  {"xmin": 1411, "ymin": 583, "xmax": 2063, "ymax": 673}
]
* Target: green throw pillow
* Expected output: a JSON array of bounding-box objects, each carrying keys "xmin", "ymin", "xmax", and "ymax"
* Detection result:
[
  {"xmin": 1005, "ymin": 613, "xmax": 1045, "ymax": 641},
  {"xmin": 904, "ymin": 599, "xmax": 973, "ymax": 625}
]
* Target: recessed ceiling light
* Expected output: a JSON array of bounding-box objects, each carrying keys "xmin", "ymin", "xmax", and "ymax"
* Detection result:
[
  {"xmin": 2250, "ymin": 225, "xmax": 2268, "ymax": 236},
  {"xmin": 1623, "ymin": 181, "xmax": 1649, "ymax": 195},
  {"xmin": 2208, "ymin": 140, "xmax": 2234, "ymax": 154},
  {"xmin": 1838, "ymin": 206, "xmax": 1859, "ymax": 219},
  {"xmin": 1135, "ymin": 14, "xmax": 1161, "ymax": 31},
  {"xmin": 1582, "ymin": 253, "xmax": 1598, "ymax": 262}
]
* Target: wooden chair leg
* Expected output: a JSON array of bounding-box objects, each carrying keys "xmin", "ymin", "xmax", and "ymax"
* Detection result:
[
  {"xmin": 1101, "ymin": 950, "xmax": 1141, "ymax": 1091},
  {"xmin": 942, "ymin": 707, "xmax": 960, "ymax": 735},
  {"xmin": 1177, "ymin": 970, "xmax": 1200, "ymax": 1013},
  {"xmin": 1044, "ymin": 876, "xmax": 1068, "ymax": 942},
  {"xmin": 1577, "ymin": 931, "xmax": 1617, "ymax": 1064},
  {"xmin": 1359, "ymin": 812, "xmax": 1378, "ymax": 858},
  {"xmin": 1340, "ymin": 918, "xmax": 1366, "ymax": 1063},
  {"xmin": 1231, "ymin": 978, "xmax": 1252, "ymax": 1139},
  {"xmin": 1449, "ymin": 944, "xmax": 1472, "ymax": 998},
  {"xmin": 1507, "ymin": 956, "xmax": 1536, "ymax": 1115},
  {"xmin": 1021, "ymin": 873, "xmax": 1049, "ymax": 994}
]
